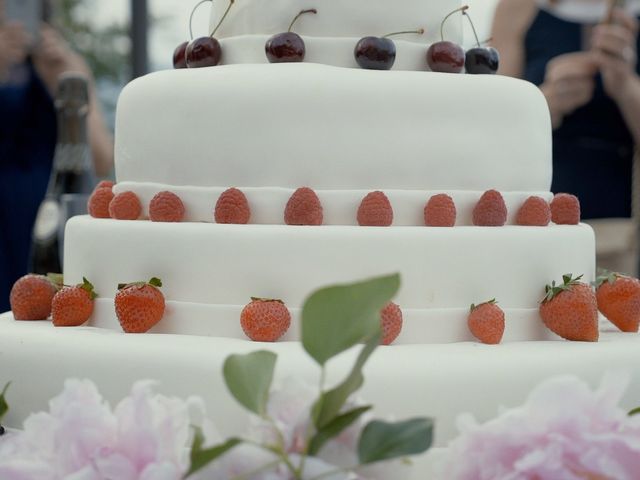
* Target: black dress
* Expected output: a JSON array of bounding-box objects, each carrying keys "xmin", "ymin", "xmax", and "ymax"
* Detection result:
[{"xmin": 524, "ymin": 8, "xmax": 639, "ymax": 219}]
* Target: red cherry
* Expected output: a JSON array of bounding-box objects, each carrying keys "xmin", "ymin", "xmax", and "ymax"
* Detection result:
[
  {"xmin": 265, "ymin": 9, "xmax": 317, "ymax": 64},
  {"xmin": 186, "ymin": 37, "xmax": 222, "ymax": 68},
  {"xmin": 173, "ymin": 41, "xmax": 188, "ymax": 69},
  {"xmin": 427, "ymin": 5, "xmax": 468, "ymax": 74}
]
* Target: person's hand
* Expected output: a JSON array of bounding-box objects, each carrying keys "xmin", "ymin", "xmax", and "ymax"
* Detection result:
[
  {"xmin": 0, "ymin": 22, "xmax": 31, "ymax": 80},
  {"xmin": 540, "ymin": 52, "xmax": 598, "ymax": 128},
  {"xmin": 592, "ymin": 8, "xmax": 639, "ymax": 102},
  {"xmin": 32, "ymin": 24, "xmax": 92, "ymax": 95}
]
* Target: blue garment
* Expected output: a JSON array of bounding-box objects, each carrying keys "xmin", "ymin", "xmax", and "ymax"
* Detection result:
[
  {"xmin": 524, "ymin": 9, "xmax": 639, "ymax": 220},
  {"xmin": 0, "ymin": 63, "xmax": 56, "ymax": 312}
]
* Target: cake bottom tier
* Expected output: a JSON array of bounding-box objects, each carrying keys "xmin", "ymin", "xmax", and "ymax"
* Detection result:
[
  {"xmin": 2, "ymin": 313, "xmax": 639, "ymax": 479},
  {"xmin": 63, "ymin": 217, "xmax": 595, "ymax": 343}
]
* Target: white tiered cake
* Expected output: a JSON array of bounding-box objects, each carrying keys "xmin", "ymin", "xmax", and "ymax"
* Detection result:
[{"xmin": 1, "ymin": 0, "xmax": 639, "ymax": 477}]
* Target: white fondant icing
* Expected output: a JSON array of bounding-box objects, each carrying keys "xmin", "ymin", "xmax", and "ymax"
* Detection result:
[
  {"xmin": 208, "ymin": 0, "xmax": 462, "ymax": 46},
  {"xmin": 1, "ymin": 313, "xmax": 639, "ymax": 480},
  {"xmin": 86, "ymin": 297, "xmax": 558, "ymax": 344},
  {"xmin": 114, "ymin": 64, "xmax": 552, "ymax": 192},
  {"xmin": 64, "ymin": 216, "xmax": 595, "ymax": 315},
  {"xmin": 113, "ymin": 182, "xmax": 553, "ymax": 226}
]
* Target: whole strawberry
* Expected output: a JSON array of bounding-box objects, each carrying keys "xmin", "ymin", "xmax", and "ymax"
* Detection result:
[
  {"xmin": 240, "ymin": 298, "xmax": 291, "ymax": 342},
  {"xmin": 468, "ymin": 300, "xmax": 505, "ymax": 344},
  {"xmin": 10, "ymin": 274, "xmax": 61, "ymax": 320},
  {"xmin": 115, "ymin": 278, "xmax": 165, "ymax": 333},
  {"xmin": 284, "ymin": 187, "xmax": 323, "ymax": 226},
  {"xmin": 595, "ymin": 271, "xmax": 640, "ymax": 332},
  {"xmin": 380, "ymin": 302, "xmax": 403, "ymax": 345},
  {"xmin": 540, "ymin": 274, "xmax": 598, "ymax": 341},
  {"xmin": 357, "ymin": 191, "xmax": 393, "ymax": 227},
  {"xmin": 52, "ymin": 278, "xmax": 97, "ymax": 327}
]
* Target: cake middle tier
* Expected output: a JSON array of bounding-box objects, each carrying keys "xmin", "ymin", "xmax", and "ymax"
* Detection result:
[
  {"xmin": 115, "ymin": 64, "xmax": 552, "ymax": 192},
  {"xmin": 64, "ymin": 217, "xmax": 595, "ymax": 342}
]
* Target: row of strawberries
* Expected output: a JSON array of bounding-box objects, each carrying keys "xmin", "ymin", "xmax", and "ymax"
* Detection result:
[
  {"xmin": 10, "ymin": 270, "xmax": 639, "ymax": 345},
  {"xmin": 8, "ymin": 275, "xmax": 401, "ymax": 345},
  {"xmin": 88, "ymin": 182, "xmax": 582, "ymax": 227}
]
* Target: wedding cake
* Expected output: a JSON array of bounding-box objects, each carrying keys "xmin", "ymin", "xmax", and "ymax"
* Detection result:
[{"xmin": 1, "ymin": 0, "xmax": 640, "ymax": 477}]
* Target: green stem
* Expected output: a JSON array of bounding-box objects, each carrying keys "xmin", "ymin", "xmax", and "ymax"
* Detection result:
[
  {"xmin": 288, "ymin": 9, "xmax": 318, "ymax": 33},
  {"xmin": 463, "ymin": 10, "xmax": 481, "ymax": 47},
  {"xmin": 210, "ymin": 0, "xmax": 235, "ymax": 38},
  {"xmin": 440, "ymin": 5, "xmax": 468, "ymax": 41},
  {"xmin": 383, "ymin": 28, "xmax": 425, "ymax": 38}
]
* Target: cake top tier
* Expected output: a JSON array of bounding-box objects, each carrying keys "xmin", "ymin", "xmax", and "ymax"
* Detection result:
[{"xmin": 209, "ymin": 0, "xmax": 463, "ymax": 45}]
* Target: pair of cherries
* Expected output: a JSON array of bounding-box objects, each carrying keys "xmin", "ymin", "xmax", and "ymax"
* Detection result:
[
  {"xmin": 356, "ymin": 6, "xmax": 498, "ymax": 73},
  {"xmin": 173, "ymin": 2, "xmax": 317, "ymax": 68}
]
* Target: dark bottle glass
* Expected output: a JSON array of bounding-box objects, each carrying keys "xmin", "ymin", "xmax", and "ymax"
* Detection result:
[{"xmin": 30, "ymin": 73, "xmax": 96, "ymax": 274}]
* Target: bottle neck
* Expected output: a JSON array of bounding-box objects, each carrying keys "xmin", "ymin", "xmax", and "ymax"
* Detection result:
[{"xmin": 56, "ymin": 106, "xmax": 89, "ymax": 146}]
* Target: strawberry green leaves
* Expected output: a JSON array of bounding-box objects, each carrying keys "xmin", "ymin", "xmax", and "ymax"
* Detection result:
[
  {"xmin": 302, "ymin": 273, "xmax": 400, "ymax": 366},
  {"xmin": 223, "ymin": 350, "xmax": 276, "ymax": 416}
]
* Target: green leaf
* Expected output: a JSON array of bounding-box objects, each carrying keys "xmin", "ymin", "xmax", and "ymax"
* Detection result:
[
  {"xmin": 358, "ymin": 418, "xmax": 434, "ymax": 464},
  {"xmin": 186, "ymin": 426, "xmax": 242, "ymax": 477},
  {"xmin": 149, "ymin": 277, "xmax": 163, "ymax": 288},
  {"xmin": 0, "ymin": 382, "xmax": 10, "ymax": 422},
  {"xmin": 308, "ymin": 405, "xmax": 372, "ymax": 456},
  {"xmin": 223, "ymin": 351, "xmax": 277, "ymax": 416},
  {"xmin": 629, "ymin": 406, "xmax": 640, "ymax": 416},
  {"xmin": 302, "ymin": 274, "xmax": 400, "ymax": 366},
  {"xmin": 313, "ymin": 332, "xmax": 381, "ymax": 429}
]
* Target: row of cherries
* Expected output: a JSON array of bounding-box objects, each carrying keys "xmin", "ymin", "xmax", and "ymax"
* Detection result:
[
  {"xmin": 172, "ymin": 4, "xmax": 499, "ymax": 74},
  {"xmin": 88, "ymin": 182, "xmax": 582, "ymax": 227}
]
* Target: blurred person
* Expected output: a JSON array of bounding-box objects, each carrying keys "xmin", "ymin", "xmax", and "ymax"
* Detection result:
[
  {"xmin": 0, "ymin": 0, "xmax": 114, "ymax": 312},
  {"xmin": 492, "ymin": 0, "xmax": 640, "ymax": 273}
]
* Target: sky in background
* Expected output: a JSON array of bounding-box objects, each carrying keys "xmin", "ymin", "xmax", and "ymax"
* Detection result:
[{"xmin": 92, "ymin": 0, "xmax": 500, "ymax": 72}]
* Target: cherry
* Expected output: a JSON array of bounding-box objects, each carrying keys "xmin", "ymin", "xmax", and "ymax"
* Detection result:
[
  {"xmin": 173, "ymin": 41, "xmax": 188, "ymax": 69},
  {"xmin": 265, "ymin": 9, "xmax": 317, "ymax": 63},
  {"xmin": 354, "ymin": 29, "xmax": 424, "ymax": 70},
  {"xmin": 463, "ymin": 10, "xmax": 499, "ymax": 74},
  {"xmin": 426, "ymin": 5, "xmax": 467, "ymax": 73},
  {"xmin": 181, "ymin": 0, "xmax": 234, "ymax": 69}
]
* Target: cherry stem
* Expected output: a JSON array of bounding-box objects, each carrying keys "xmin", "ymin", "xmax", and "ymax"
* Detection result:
[
  {"xmin": 383, "ymin": 28, "xmax": 425, "ymax": 39},
  {"xmin": 288, "ymin": 9, "xmax": 317, "ymax": 33},
  {"xmin": 440, "ymin": 5, "xmax": 468, "ymax": 42},
  {"xmin": 463, "ymin": 11, "xmax": 481, "ymax": 47},
  {"xmin": 189, "ymin": 0, "xmax": 212, "ymax": 40},
  {"xmin": 210, "ymin": 0, "xmax": 235, "ymax": 38}
]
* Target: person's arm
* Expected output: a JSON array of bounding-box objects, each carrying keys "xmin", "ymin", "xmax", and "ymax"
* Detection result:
[
  {"xmin": 490, "ymin": 0, "xmax": 537, "ymax": 78},
  {"xmin": 592, "ymin": 8, "xmax": 640, "ymax": 144},
  {"xmin": 32, "ymin": 25, "xmax": 114, "ymax": 177},
  {"xmin": 0, "ymin": 22, "xmax": 30, "ymax": 82}
]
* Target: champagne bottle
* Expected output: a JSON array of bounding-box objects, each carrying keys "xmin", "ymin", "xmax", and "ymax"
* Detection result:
[{"xmin": 30, "ymin": 73, "xmax": 96, "ymax": 274}]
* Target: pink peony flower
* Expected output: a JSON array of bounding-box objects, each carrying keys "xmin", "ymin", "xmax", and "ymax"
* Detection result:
[
  {"xmin": 0, "ymin": 379, "xmax": 207, "ymax": 480},
  {"xmin": 440, "ymin": 373, "xmax": 640, "ymax": 480}
]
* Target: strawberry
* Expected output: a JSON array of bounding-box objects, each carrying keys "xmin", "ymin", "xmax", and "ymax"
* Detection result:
[
  {"xmin": 468, "ymin": 299, "xmax": 505, "ymax": 344},
  {"xmin": 149, "ymin": 191, "xmax": 185, "ymax": 222},
  {"xmin": 550, "ymin": 193, "xmax": 580, "ymax": 225},
  {"xmin": 424, "ymin": 193, "xmax": 456, "ymax": 227},
  {"xmin": 214, "ymin": 187, "xmax": 251, "ymax": 224},
  {"xmin": 380, "ymin": 302, "xmax": 403, "ymax": 345},
  {"xmin": 87, "ymin": 186, "xmax": 115, "ymax": 219},
  {"xmin": 10, "ymin": 274, "xmax": 61, "ymax": 320},
  {"xmin": 595, "ymin": 270, "xmax": 640, "ymax": 332},
  {"xmin": 516, "ymin": 196, "xmax": 551, "ymax": 226},
  {"xmin": 52, "ymin": 277, "xmax": 97, "ymax": 327},
  {"xmin": 96, "ymin": 180, "xmax": 115, "ymax": 190},
  {"xmin": 540, "ymin": 274, "xmax": 598, "ymax": 341},
  {"xmin": 284, "ymin": 187, "xmax": 323, "ymax": 226},
  {"xmin": 357, "ymin": 191, "xmax": 393, "ymax": 226},
  {"xmin": 109, "ymin": 191, "xmax": 142, "ymax": 220},
  {"xmin": 240, "ymin": 298, "xmax": 291, "ymax": 342},
  {"xmin": 115, "ymin": 278, "xmax": 165, "ymax": 333},
  {"xmin": 473, "ymin": 190, "xmax": 507, "ymax": 226}
]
